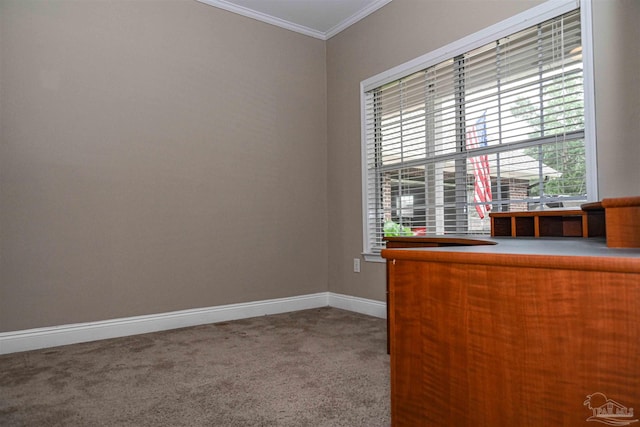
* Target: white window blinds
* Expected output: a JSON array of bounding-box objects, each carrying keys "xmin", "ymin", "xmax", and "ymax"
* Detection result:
[{"xmin": 363, "ymin": 7, "xmax": 589, "ymax": 254}]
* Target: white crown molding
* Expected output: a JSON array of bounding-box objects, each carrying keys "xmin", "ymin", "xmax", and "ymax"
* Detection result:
[
  {"xmin": 0, "ymin": 292, "xmax": 385, "ymax": 355},
  {"xmin": 195, "ymin": 0, "xmax": 392, "ymax": 41},
  {"xmin": 325, "ymin": 0, "xmax": 392, "ymax": 40},
  {"xmin": 196, "ymin": 0, "xmax": 326, "ymax": 39}
]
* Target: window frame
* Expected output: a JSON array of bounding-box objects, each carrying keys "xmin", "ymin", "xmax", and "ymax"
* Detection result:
[{"xmin": 360, "ymin": 0, "xmax": 597, "ymax": 261}]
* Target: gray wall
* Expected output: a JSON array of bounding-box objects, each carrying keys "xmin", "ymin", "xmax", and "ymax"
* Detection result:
[
  {"xmin": 0, "ymin": 0, "xmax": 328, "ymax": 331},
  {"xmin": 592, "ymin": 0, "xmax": 640, "ymax": 198},
  {"xmin": 326, "ymin": 0, "xmax": 640, "ymax": 302}
]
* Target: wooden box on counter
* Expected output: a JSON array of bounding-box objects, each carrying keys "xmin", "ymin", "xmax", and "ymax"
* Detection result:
[
  {"xmin": 489, "ymin": 207, "xmax": 605, "ymax": 238},
  {"xmin": 489, "ymin": 196, "xmax": 640, "ymax": 247},
  {"xmin": 601, "ymin": 196, "xmax": 640, "ymax": 248}
]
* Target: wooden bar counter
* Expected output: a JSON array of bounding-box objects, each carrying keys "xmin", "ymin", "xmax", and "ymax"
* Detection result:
[{"xmin": 381, "ymin": 237, "xmax": 640, "ymax": 427}]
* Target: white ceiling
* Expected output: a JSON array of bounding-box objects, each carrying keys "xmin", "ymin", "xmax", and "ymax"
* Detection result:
[{"xmin": 196, "ymin": 0, "xmax": 393, "ymax": 40}]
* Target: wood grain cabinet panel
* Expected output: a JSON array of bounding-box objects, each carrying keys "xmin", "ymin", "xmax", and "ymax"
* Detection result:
[{"xmin": 383, "ymin": 249, "xmax": 640, "ymax": 427}]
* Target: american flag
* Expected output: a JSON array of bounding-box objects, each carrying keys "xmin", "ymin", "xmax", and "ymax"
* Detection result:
[{"xmin": 466, "ymin": 113, "xmax": 492, "ymax": 219}]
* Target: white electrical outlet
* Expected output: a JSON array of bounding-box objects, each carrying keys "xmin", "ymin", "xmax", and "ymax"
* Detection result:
[{"xmin": 353, "ymin": 258, "xmax": 361, "ymax": 273}]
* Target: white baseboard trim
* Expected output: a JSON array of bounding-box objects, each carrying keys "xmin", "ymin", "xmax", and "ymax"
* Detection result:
[
  {"xmin": 328, "ymin": 292, "xmax": 387, "ymax": 319},
  {"xmin": 0, "ymin": 292, "xmax": 385, "ymax": 355}
]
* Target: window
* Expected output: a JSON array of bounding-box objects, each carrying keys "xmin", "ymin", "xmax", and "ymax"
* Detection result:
[{"xmin": 361, "ymin": 0, "xmax": 596, "ymax": 257}]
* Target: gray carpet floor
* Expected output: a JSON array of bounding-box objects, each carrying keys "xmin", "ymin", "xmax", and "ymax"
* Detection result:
[{"xmin": 0, "ymin": 307, "xmax": 390, "ymax": 426}]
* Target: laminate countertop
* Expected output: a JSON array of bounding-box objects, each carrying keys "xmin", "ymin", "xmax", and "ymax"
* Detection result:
[{"xmin": 381, "ymin": 236, "xmax": 640, "ymax": 273}]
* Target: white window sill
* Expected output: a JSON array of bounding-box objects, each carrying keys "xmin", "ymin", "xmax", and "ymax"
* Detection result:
[{"xmin": 363, "ymin": 253, "xmax": 385, "ymax": 263}]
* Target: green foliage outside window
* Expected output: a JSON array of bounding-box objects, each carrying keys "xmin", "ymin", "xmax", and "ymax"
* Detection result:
[
  {"xmin": 383, "ymin": 221, "xmax": 413, "ymax": 237},
  {"xmin": 510, "ymin": 74, "xmax": 586, "ymax": 197}
]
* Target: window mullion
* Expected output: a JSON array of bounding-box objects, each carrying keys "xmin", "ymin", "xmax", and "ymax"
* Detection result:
[
  {"xmin": 373, "ymin": 90, "xmax": 384, "ymax": 249},
  {"xmin": 496, "ymin": 40, "xmax": 504, "ymax": 212},
  {"xmin": 454, "ymin": 55, "xmax": 468, "ymax": 233}
]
